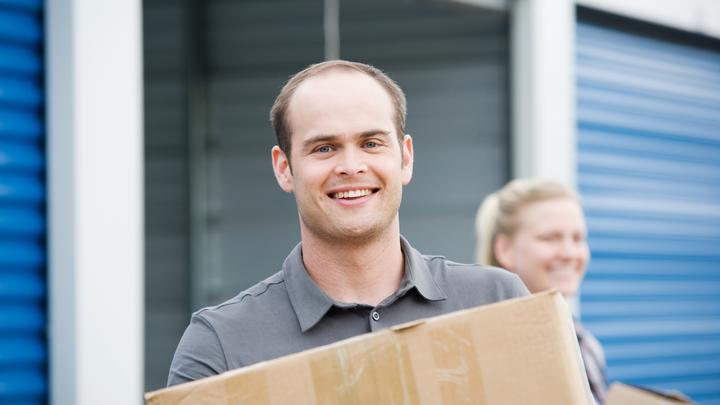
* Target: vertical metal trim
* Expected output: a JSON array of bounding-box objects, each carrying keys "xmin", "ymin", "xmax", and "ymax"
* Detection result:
[
  {"xmin": 324, "ymin": 0, "xmax": 340, "ymax": 60},
  {"xmin": 186, "ymin": 0, "xmax": 210, "ymax": 311}
]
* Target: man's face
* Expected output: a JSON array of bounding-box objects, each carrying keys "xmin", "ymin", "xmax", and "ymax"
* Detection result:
[{"xmin": 272, "ymin": 71, "xmax": 413, "ymax": 244}]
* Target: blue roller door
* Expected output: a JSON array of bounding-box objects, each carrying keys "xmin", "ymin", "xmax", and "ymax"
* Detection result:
[
  {"xmin": 0, "ymin": 0, "xmax": 47, "ymax": 404},
  {"xmin": 577, "ymin": 20, "xmax": 720, "ymax": 404}
]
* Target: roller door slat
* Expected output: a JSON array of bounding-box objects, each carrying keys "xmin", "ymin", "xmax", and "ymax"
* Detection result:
[
  {"xmin": 0, "ymin": 304, "xmax": 44, "ymax": 331},
  {"xmin": 0, "ymin": 76, "xmax": 42, "ymax": 108},
  {"xmin": 586, "ymin": 259, "xmax": 720, "ymax": 276},
  {"xmin": 0, "ymin": 0, "xmax": 41, "ymax": 10},
  {"xmin": 605, "ymin": 340, "xmax": 720, "ymax": 363},
  {"xmin": 0, "ymin": 8, "xmax": 40, "ymax": 44},
  {"xmin": 0, "ymin": 206, "xmax": 44, "ymax": 236},
  {"xmin": 0, "ymin": 240, "xmax": 43, "ymax": 268},
  {"xmin": 0, "ymin": 273, "xmax": 44, "ymax": 301},
  {"xmin": 582, "ymin": 280, "xmax": 720, "ymax": 296},
  {"xmin": 0, "ymin": 337, "xmax": 45, "ymax": 366},
  {"xmin": 0, "ymin": 173, "xmax": 44, "ymax": 203},
  {"xmin": 583, "ymin": 301, "xmax": 720, "ymax": 318},
  {"xmin": 0, "ymin": 44, "xmax": 41, "ymax": 76},
  {"xmin": 608, "ymin": 357, "xmax": 720, "ymax": 383},
  {"xmin": 0, "ymin": 141, "xmax": 43, "ymax": 172},
  {"xmin": 588, "ymin": 318, "xmax": 720, "ymax": 341},
  {"xmin": 0, "ymin": 108, "xmax": 43, "ymax": 140},
  {"xmin": 0, "ymin": 369, "xmax": 46, "ymax": 400},
  {"xmin": 581, "ymin": 174, "xmax": 720, "ymax": 202}
]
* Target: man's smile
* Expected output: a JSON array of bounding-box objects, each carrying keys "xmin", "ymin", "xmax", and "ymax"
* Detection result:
[{"xmin": 329, "ymin": 188, "xmax": 378, "ymax": 199}]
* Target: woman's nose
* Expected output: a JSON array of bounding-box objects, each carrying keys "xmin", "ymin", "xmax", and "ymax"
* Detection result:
[{"xmin": 558, "ymin": 237, "xmax": 582, "ymax": 259}]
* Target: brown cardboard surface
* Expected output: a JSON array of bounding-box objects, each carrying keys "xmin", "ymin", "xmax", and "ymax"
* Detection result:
[
  {"xmin": 145, "ymin": 290, "xmax": 594, "ymax": 405},
  {"xmin": 605, "ymin": 382, "xmax": 695, "ymax": 405}
]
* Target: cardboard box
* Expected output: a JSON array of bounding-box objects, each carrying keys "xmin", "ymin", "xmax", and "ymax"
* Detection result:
[
  {"xmin": 605, "ymin": 382, "xmax": 696, "ymax": 405},
  {"xmin": 145, "ymin": 290, "xmax": 594, "ymax": 405}
]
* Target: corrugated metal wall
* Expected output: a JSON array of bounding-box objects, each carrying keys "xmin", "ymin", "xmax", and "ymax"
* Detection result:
[
  {"xmin": 202, "ymin": 0, "xmax": 326, "ymax": 306},
  {"xmin": 0, "ymin": 0, "xmax": 47, "ymax": 404},
  {"xmin": 144, "ymin": 0, "xmax": 192, "ymax": 392},
  {"xmin": 577, "ymin": 20, "xmax": 720, "ymax": 404}
]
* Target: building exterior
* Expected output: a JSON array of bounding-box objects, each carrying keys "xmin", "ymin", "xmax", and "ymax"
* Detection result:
[{"xmin": 0, "ymin": 0, "xmax": 716, "ymax": 403}]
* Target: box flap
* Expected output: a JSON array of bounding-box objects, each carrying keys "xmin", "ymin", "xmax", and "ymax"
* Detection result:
[{"xmin": 605, "ymin": 382, "xmax": 696, "ymax": 405}]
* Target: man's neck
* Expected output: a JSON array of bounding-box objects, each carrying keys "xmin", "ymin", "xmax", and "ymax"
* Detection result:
[{"xmin": 300, "ymin": 223, "xmax": 405, "ymax": 307}]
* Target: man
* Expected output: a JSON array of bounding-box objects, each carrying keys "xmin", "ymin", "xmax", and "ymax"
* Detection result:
[{"xmin": 168, "ymin": 60, "xmax": 529, "ymax": 386}]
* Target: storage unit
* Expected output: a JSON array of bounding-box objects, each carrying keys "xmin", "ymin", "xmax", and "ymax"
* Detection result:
[
  {"xmin": 0, "ymin": 0, "xmax": 46, "ymax": 404},
  {"xmin": 576, "ymin": 18, "xmax": 720, "ymax": 404}
]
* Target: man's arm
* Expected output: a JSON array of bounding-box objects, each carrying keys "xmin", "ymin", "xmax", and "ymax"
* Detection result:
[{"xmin": 167, "ymin": 312, "xmax": 228, "ymax": 386}]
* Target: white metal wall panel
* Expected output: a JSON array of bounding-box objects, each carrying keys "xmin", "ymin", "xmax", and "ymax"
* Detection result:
[{"xmin": 577, "ymin": 21, "xmax": 720, "ymax": 404}]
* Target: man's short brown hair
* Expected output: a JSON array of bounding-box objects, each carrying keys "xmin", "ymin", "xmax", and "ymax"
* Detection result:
[{"xmin": 270, "ymin": 60, "xmax": 407, "ymax": 169}]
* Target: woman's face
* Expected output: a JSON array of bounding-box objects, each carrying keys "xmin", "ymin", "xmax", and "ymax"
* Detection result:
[{"xmin": 495, "ymin": 198, "xmax": 590, "ymax": 296}]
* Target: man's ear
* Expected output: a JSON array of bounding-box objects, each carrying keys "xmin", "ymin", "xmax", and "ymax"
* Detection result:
[
  {"xmin": 493, "ymin": 234, "xmax": 514, "ymax": 270},
  {"xmin": 401, "ymin": 134, "xmax": 414, "ymax": 185},
  {"xmin": 272, "ymin": 146, "xmax": 294, "ymax": 193}
]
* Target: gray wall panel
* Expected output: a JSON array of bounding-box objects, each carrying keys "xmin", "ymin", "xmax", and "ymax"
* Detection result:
[{"xmin": 143, "ymin": 0, "xmax": 190, "ymax": 392}]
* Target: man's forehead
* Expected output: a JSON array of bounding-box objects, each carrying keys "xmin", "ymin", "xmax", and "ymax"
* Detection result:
[
  {"xmin": 287, "ymin": 70, "xmax": 394, "ymax": 124},
  {"xmin": 293, "ymin": 70, "xmax": 382, "ymax": 98}
]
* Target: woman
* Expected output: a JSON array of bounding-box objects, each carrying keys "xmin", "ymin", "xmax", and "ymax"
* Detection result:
[{"xmin": 476, "ymin": 178, "xmax": 608, "ymax": 404}]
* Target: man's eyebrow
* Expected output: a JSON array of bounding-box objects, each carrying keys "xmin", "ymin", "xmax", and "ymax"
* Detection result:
[
  {"xmin": 302, "ymin": 134, "xmax": 340, "ymax": 150},
  {"xmin": 301, "ymin": 130, "xmax": 392, "ymax": 150},
  {"xmin": 357, "ymin": 129, "xmax": 392, "ymax": 139}
]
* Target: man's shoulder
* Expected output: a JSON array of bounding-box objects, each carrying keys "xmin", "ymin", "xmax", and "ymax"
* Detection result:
[
  {"xmin": 419, "ymin": 253, "xmax": 530, "ymax": 302},
  {"xmin": 194, "ymin": 270, "xmax": 288, "ymax": 321},
  {"xmin": 422, "ymin": 254, "xmax": 516, "ymax": 282}
]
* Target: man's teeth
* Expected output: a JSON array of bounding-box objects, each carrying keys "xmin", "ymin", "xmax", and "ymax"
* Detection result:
[{"xmin": 333, "ymin": 189, "xmax": 373, "ymax": 199}]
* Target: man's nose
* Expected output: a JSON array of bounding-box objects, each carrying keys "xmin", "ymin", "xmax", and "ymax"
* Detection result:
[{"xmin": 335, "ymin": 148, "xmax": 367, "ymax": 176}]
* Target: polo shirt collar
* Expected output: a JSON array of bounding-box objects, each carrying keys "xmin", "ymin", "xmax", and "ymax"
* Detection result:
[
  {"xmin": 282, "ymin": 243, "xmax": 334, "ymax": 333},
  {"xmin": 399, "ymin": 235, "xmax": 447, "ymax": 302},
  {"xmin": 284, "ymin": 235, "xmax": 447, "ymax": 332}
]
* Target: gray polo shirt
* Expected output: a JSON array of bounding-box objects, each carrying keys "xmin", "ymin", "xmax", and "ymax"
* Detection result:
[{"xmin": 167, "ymin": 236, "xmax": 530, "ymax": 386}]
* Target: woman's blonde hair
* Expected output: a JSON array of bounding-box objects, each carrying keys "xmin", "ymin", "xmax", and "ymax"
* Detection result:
[{"xmin": 475, "ymin": 178, "xmax": 579, "ymax": 267}]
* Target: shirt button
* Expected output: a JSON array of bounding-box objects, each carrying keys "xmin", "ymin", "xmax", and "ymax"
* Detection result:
[{"xmin": 372, "ymin": 311, "xmax": 380, "ymax": 321}]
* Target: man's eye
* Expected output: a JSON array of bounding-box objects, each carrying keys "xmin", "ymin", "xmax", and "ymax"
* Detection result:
[
  {"xmin": 317, "ymin": 146, "xmax": 331, "ymax": 153},
  {"xmin": 365, "ymin": 142, "xmax": 377, "ymax": 148}
]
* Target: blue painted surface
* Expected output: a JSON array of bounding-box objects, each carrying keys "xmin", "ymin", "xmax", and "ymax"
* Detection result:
[
  {"xmin": 0, "ymin": 8, "xmax": 41, "ymax": 44},
  {"xmin": 0, "ymin": 44, "xmax": 41, "ymax": 75},
  {"xmin": 0, "ymin": 0, "xmax": 41, "ymax": 10},
  {"xmin": 577, "ymin": 22, "xmax": 720, "ymax": 404},
  {"xmin": 0, "ymin": 2, "xmax": 46, "ymax": 404},
  {"xmin": 0, "ymin": 109, "xmax": 43, "ymax": 140},
  {"xmin": 0, "ymin": 77, "xmax": 43, "ymax": 107}
]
